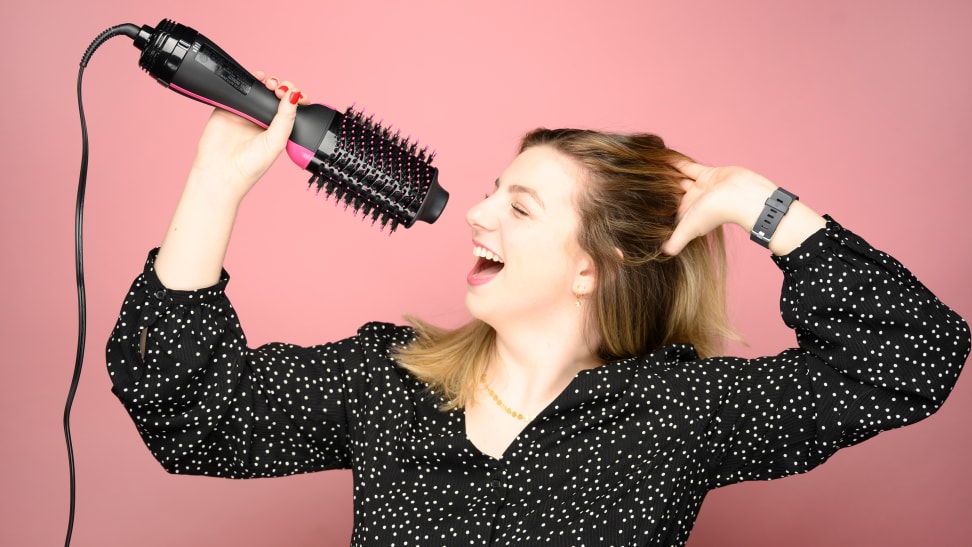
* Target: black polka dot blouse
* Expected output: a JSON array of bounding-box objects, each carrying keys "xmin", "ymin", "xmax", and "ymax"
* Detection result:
[{"xmin": 106, "ymin": 217, "xmax": 970, "ymax": 546}]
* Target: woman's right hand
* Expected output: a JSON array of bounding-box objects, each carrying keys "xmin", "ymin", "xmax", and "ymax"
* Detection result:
[
  {"xmin": 154, "ymin": 74, "xmax": 309, "ymax": 290},
  {"xmin": 188, "ymin": 72, "xmax": 309, "ymax": 204}
]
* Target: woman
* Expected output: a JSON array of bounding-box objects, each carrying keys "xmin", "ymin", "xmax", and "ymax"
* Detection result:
[{"xmin": 107, "ymin": 77, "xmax": 970, "ymax": 546}]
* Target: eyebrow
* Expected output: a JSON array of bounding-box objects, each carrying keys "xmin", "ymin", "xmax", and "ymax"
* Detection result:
[{"xmin": 495, "ymin": 178, "xmax": 545, "ymax": 209}]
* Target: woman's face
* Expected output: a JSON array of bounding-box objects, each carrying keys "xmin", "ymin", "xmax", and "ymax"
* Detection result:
[{"xmin": 464, "ymin": 145, "xmax": 594, "ymax": 328}]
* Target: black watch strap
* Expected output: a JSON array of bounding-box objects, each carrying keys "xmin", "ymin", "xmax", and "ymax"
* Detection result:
[{"xmin": 750, "ymin": 187, "xmax": 799, "ymax": 248}]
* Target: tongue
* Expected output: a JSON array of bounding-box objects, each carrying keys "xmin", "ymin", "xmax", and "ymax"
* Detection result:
[
  {"xmin": 479, "ymin": 260, "xmax": 504, "ymax": 275},
  {"xmin": 472, "ymin": 258, "xmax": 504, "ymax": 280}
]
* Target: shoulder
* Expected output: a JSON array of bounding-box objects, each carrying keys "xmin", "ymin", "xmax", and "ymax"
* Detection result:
[
  {"xmin": 355, "ymin": 321, "xmax": 415, "ymax": 347},
  {"xmin": 577, "ymin": 344, "xmax": 706, "ymax": 397},
  {"xmin": 621, "ymin": 343, "xmax": 770, "ymax": 394},
  {"xmin": 619, "ymin": 343, "xmax": 704, "ymax": 376},
  {"xmin": 347, "ymin": 321, "xmax": 417, "ymax": 373}
]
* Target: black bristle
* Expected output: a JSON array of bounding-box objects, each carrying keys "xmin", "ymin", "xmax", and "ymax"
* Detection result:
[{"xmin": 305, "ymin": 106, "xmax": 446, "ymax": 232}]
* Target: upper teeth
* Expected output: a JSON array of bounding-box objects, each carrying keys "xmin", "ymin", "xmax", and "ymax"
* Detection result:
[{"xmin": 473, "ymin": 246, "xmax": 504, "ymax": 263}]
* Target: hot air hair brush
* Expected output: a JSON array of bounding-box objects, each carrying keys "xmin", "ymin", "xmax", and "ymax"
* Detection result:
[{"xmin": 119, "ymin": 19, "xmax": 448, "ymax": 231}]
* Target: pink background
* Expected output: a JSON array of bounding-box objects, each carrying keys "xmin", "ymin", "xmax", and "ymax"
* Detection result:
[{"xmin": 2, "ymin": 1, "xmax": 970, "ymax": 545}]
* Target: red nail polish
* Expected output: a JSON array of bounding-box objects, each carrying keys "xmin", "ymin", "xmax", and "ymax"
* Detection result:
[
  {"xmin": 289, "ymin": 91, "xmax": 302, "ymax": 105},
  {"xmin": 277, "ymin": 85, "xmax": 289, "ymax": 94}
]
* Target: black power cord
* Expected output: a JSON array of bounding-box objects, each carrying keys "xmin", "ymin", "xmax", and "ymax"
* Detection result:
[{"xmin": 68, "ymin": 23, "xmax": 141, "ymax": 547}]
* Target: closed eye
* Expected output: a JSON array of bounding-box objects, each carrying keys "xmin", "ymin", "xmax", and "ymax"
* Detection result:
[{"xmin": 489, "ymin": 178, "xmax": 536, "ymax": 217}]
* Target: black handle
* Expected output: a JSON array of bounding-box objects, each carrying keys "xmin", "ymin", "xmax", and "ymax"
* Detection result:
[{"xmin": 136, "ymin": 20, "xmax": 338, "ymax": 160}]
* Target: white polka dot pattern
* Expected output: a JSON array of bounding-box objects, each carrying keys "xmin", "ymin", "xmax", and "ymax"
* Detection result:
[{"xmin": 106, "ymin": 218, "xmax": 970, "ymax": 546}]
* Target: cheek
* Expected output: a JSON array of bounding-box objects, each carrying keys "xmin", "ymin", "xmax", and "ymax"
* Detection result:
[{"xmin": 515, "ymin": 240, "xmax": 576, "ymax": 285}]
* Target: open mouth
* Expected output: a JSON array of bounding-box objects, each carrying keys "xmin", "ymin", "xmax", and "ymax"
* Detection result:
[{"xmin": 468, "ymin": 245, "xmax": 505, "ymax": 285}]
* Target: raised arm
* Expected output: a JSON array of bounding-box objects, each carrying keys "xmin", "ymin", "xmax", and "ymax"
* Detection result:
[
  {"xmin": 661, "ymin": 161, "xmax": 969, "ymax": 485},
  {"xmin": 106, "ymin": 77, "xmax": 372, "ymax": 478}
]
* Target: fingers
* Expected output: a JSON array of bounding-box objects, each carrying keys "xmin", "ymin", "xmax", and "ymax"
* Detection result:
[
  {"xmin": 263, "ymin": 85, "xmax": 301, "ymax": 149},
  {"xmin": 662, "ymin": 162, "xmax": 715, "ymax": 256},
  {"xmin": 662, "ymin": 209, "xmax": 718, "ymax": 256},
  {"xmin": 277, "ymin": 82, "xmax": 310, "ymax": 106},
  {"xmin": 660, "ymin": 235, "xmax": 684, "ymax": 257},
  {"xmin": 661, "ymin": 219, "xmax": 697, "ymax": 256},
  {"xmin": 253, "ymin": 73, "xmax": 311, "ymax": 150},
  {"xmin": 672, "ymin": 159, "xmax": 707, "ymax": 181},
  {"xmin": 257, "ymin": 73, "xmax": 311, "ymax": 105},
  {"xmin": 661, "ymin": 162, "xmax": 703, "ymax": 256}
]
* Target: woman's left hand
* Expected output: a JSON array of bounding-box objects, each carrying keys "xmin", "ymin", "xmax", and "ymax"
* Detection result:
[
  {"xmin": 662, "ymin": 160, "xmax": 826, "ymax": 257},
  {"xmin": 661, "ymin": 161, "xmax": 775, "ymax": 256}
]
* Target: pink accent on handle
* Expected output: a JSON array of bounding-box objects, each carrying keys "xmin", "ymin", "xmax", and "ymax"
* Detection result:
[
  {"xmin": 286, "ymin": 141, "xmax": 314, "ymax": 169},
  {"xmin": 169, "ymin": 83, "xmax": 313, "ymax": 169},
  {"xmin": 170, "ymin": 84, "xmax": 269, "ymax": 128}
]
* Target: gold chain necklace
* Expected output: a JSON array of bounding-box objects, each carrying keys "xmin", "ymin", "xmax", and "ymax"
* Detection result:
[{"xmin": 482, "ymin": 375, "xmax": 535, "ymax": 422}]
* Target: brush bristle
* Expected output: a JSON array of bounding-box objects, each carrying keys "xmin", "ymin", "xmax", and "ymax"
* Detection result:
[{"xmin": 308, "ymin": 108, "xmax": 441, "ymax": 232}]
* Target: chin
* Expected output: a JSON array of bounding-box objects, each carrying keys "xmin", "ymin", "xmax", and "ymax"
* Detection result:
[
  {"xmin": 464, "ymin": 290, "xmax": 498, "ymax": 327},
  {"xmin": 464, "ymin": 290, "xmax": 484, "ymax": 320}
]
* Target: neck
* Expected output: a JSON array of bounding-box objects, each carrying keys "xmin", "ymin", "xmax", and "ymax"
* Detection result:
[{"xmin": 485, "ymin": 314, "xmax": 602, "ymax": 409}]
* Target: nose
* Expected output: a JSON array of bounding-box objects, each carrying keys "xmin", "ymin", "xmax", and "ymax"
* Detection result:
[{"xmin": 465, "ymin": 195, "xmax": 496, "ymax": 231}]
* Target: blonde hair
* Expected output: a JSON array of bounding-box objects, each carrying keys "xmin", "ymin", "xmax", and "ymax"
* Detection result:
[{"xmin": 396, "ymin": 129, "xmax": 734, "ymax": 411}]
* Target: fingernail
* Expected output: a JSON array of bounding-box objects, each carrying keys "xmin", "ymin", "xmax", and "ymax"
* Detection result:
[
  {"xmin": 268, "ymin": 77, "xmax": 279, "ymax": 87},
  {"xmin": 277, "ymin": 85, "xmax": 289, "ymax": 94},
  {"xmin": 289, "ymin": 91, "xmax": 302, "ymax": 105}
]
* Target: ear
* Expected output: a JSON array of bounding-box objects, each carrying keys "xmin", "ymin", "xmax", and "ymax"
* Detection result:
[
  {"xmin": 572, "ymin": 247, "xmax": 621, "ymax": 296},
  {"xmin": 572, "ymin": 254, "xmax": 598, "ymax": 297}
]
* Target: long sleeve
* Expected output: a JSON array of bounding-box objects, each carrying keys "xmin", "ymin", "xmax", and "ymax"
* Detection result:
[
  {"xmin": 705, "ymin": 217, "xmax": 970, "ymax": 486},
  {"xmin": 102, "ymin": 220, "xmax": 970, "ymax": 546},
  {"xmin": 105, "ymin": 249, "xmax": 409, "ymax": 479}
]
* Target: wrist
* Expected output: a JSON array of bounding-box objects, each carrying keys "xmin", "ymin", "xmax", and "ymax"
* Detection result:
[
  {"xmin": 729, "ymin": 175, "xmax": 777, "ymax": 231},
  {"xmin": 184, "ymin": 167, "xmax": 250, "ymax": 210},
  {"xmin": 729, "ymin": 174, "xmax": 825, "ymax": 255},
  {"xmin": 742, "ymin": 183, "xmax": 826, "ymax": 256},
  {"xmin": 766, "ymin": 202, "xmax": 827, "ymax": 256},
  {"xmin": 749, "ymin": 187, "xmax": 799, "ymax": 248}
]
